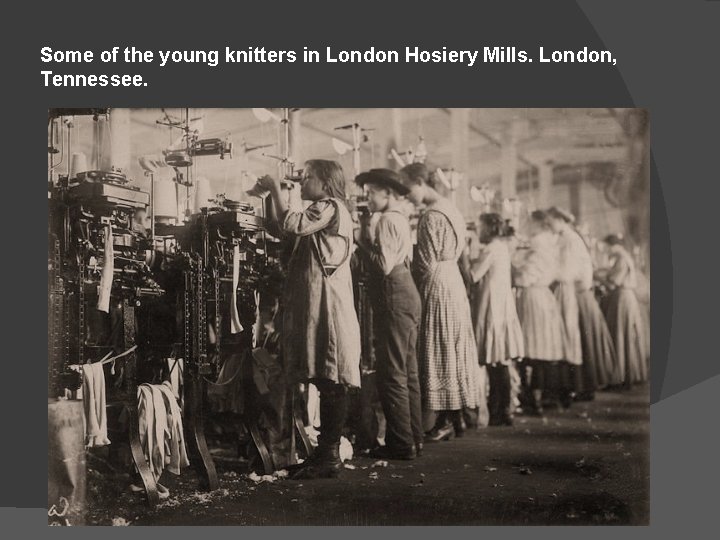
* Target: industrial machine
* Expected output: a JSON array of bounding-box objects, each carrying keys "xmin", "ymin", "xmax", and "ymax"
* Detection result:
[
  {"xmin": 175, "ymin": 196, "xmax": 312, "ymax": 475},
  {"xmin": 48, "ymin": 164, "xmax": 172, "ymax": 504},
  {"xmin": 48, "ymin": 108, "xmax": 315, "ymax": 509}
]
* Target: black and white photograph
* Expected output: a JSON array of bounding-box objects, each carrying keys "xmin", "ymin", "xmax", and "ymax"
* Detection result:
[{"xmin": 47, "ymin": 107, "xmax": 650, "ymax": 526}]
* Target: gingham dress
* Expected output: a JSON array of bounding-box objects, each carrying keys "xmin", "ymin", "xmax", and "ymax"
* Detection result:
[{"xmin": 415, "ymin": 199, "xmax": 480, "ymax": 411}]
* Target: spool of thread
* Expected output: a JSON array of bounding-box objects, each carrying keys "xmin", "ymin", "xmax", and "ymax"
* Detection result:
[
  {"xmin": 92, "ymin": 109, "xmax": 131, "ymax": 172},
  {"xmin": 92, "ymin": 115, "xmax": 112, "ymax": 171},
  {"xmin": 108, "ymin": 108, "xmax": 131, "ymax": 173},
  {"xmin": 70, "ymin": 152, "xmax": 88, "ymax": 179},
  {"xmin": 154, "ymin": 178, "xmax": 178, "ymax": 220},
  {"xmin": 193, "ymin": 177, "xmax": 213, "ymax": 213},
  {"xmin": 178, "ymin": 188, "xmax": 190, "ymax": 221}
]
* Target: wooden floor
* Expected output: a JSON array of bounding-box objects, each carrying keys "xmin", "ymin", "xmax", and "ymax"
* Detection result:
[{"xmin": 86, "ymin": 384, "xmax": 649, "ymax": 525}]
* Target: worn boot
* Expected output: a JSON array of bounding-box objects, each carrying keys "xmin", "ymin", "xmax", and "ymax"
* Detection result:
[
  {"xmin": 530, "ymin": 389, "xmax": 545, "ymax": 416},
  {"xmin": 488, "ymin": 367, "xmax": 502, "ymax": 425},
  {"xmin": 285, "ymin": 446, "xmax": 322, "ymax": 473},
  {"xmin": 451, "ymin": 410, "xmax": 466, "ymax": 437},
  {"xmin": 289, "ymin": 443, "xmax": 342, "ymax": 480},
  {"xmin": 289, "ymin": 382, "xmax": 348, "ymax": 480},
  {"xmin": 499, "ymin": 366, "xmax": 514, "ymax": 426},
  {"xmin": 559, "ymin": 389, "xmax": 575, "ymax": 410}
]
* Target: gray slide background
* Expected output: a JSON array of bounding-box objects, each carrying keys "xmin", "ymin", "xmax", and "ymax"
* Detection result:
[{"xmin": 2, "ymin": 0, "xmax": 718, "ymax": 535}]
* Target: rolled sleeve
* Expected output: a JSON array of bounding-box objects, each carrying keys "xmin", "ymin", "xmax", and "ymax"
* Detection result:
[
  {"xmin": 374, "ymin": 217, "xmax": 400, "ymax": 275},
  {"xmin": 283, "ymin": 200, "xmax": 336, "ymax": 237}
]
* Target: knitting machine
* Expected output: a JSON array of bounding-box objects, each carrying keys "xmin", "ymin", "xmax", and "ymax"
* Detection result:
[
  {"xmin": 175, "ymin": 198, "xmax": 265, "ymax": 372},
  {"xmin": 48, "ymin": 172, "xmax": 163, "ymax": 394},
  {"xmin": 47, "ymin": 168, "xmax": 178, "ymax": 505},
  {"xmin": 173, "ymin": 196, "xmax": 313, "ymax": 474}
]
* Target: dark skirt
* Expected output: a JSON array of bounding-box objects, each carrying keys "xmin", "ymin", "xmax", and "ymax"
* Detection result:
[
  {"xmin": 604, "ymin": 287, "xmax": 648, "ymax": 385},
  {"xmin": 577, "ymin": 289, "xmax": 619, "ymax": 389},
  {"xmin": 528, "ymin": 360, "xmax": 581, "ymax": 393}
]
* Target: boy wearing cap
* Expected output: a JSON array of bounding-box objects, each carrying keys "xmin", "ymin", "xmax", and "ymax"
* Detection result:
[{"xmin": 355, "ymin": 169, "xmax": 423, "ymax": 460}]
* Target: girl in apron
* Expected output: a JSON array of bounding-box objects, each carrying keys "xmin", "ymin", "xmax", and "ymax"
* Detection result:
[
  {"xmin": 470, "ymin": 213, "xmax": 524, "ymax": 426},
  {"xmin": 602, "ymin": 235, "xmax": 648, "ymax": 386},
  {"xmin": 514, "ymin": 211, "xmax": 568, "ymax": 415},
  {"xmin": 257, "ymin": 159, "xmax": 361, "ymax": 479},
  {"xmin": 545, "ymin": 207, "xmax": 584, "ymax": 408},
  {"xmin": 399, "ymin": 163, "xmax": 481, "ymax": 442}
]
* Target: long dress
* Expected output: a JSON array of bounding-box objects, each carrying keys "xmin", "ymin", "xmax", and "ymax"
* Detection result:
[
  {"xmin": 554, "ymin": 229, "xmax": 584, "ymax": 367},
  {"xmin": 471, "ymin": 238, "xmax": 524, "ymax": 365},
  {"xmin": 577, "ymin": 289, "xmax": 620, "ymax": 388},
  {"xmin": 603, "ymin": 247, "xmax": 648, "ymax": 385},
  {"xmin": 514, "ymin": 231, "xmax": 566, "ymax": 363},
  {"xmin": 415, "ymin": 198, "xmax": 480, "ymax": 411},
  {"xmin": 282, "ymin": 198, "xmax": 361, "ymax": 387},
  {"xmin": 575, "ymin": 238, "xmax": 618, "ymax": 390}
]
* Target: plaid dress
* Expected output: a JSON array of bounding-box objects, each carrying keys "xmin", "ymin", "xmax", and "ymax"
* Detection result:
[{"xmin": 415, "ymin": 199, "xmax": 480, "ymax": 411}]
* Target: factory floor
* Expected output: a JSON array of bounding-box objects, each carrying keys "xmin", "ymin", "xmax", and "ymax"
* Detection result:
[{"xmin": 87, "ymin": 384, "xmax": 649, "ymax": 526}]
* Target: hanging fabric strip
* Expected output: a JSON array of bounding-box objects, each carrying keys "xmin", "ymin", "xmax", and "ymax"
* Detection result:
[
  {"xmin": 252, "ymin": 291, "xmax": 261, "ymax": 348},
  {"xmin": 167, "ymin": 358, "xmax": 183, "ymax": 400},
  {"xmin": 97, "ymin": 225, "xmax": 113, "ymax": 313},
  {"xmin": 230, "ymin": 244, "xmax": 243, "ymax": 334},
  {"xmin": 82, "ymin": 363, "xmax": 110, "ymax": 447}
]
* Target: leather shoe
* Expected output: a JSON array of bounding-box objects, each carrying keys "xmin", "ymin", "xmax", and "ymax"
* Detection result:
[
  {"xmin": 452, "ymin": 417, "xmax": 466, "ymax": 438},
  {"xmin": 425, "ymin": 424, "xmax": 455, "ymax": 442},
  {"xmin": 289, "ymin": 444, "xmax": 342, "ymax": 480}
]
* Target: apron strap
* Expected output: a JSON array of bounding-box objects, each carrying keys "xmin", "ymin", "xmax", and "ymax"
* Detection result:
[
  {"xmin": 309, "ymin": 199, "xmax": 351, "ymax": 279},
  {"xmin": 425, "ymin": 204, "xmax": 462, "ymax": 261}
]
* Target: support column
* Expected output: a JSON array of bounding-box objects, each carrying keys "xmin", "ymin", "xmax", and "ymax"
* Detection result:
[
  {"xmin": 289, "ymin": 108, "xmax": 302, "ymax": 169},
  {"xmin": 451, "ymin": 108, "xmax": 470, "ymax": 217},
  {"xmin": 575, "ymin": 165, "xmax": 586, "ymax": 223},
  {"xmin": 386, "ymin": 108, "xmax": 404, "ymax": 168},
  {"xmin": 108, "ymin": 108, "xmax": 131, "ymax": 173},
  {"xmin": 392, "ymin": 108, "xmax": 404, "ymax": 150},
  {"xmin": 537, "ymin": 161, "xmax": 553, "ymax": 209},
  {"xmin": 500, "ymin": 138, "xmax": 518, "ymax": 199},
  {"xmin": 569, "ymin": 176, "xmax": 581, "ymax": 223}
]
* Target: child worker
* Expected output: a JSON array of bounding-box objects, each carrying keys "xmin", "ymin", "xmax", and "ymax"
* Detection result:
[
  {"xmin": 355, "ymin": 169, "xmax": 424, "ymax": 460},
  {"xmin": 257, "ymin": 160, "xmax": 361, "ymax": 479},
  {"xmin": 470, "ymin": 213, "xmax": 525, "ymax": 426}
]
